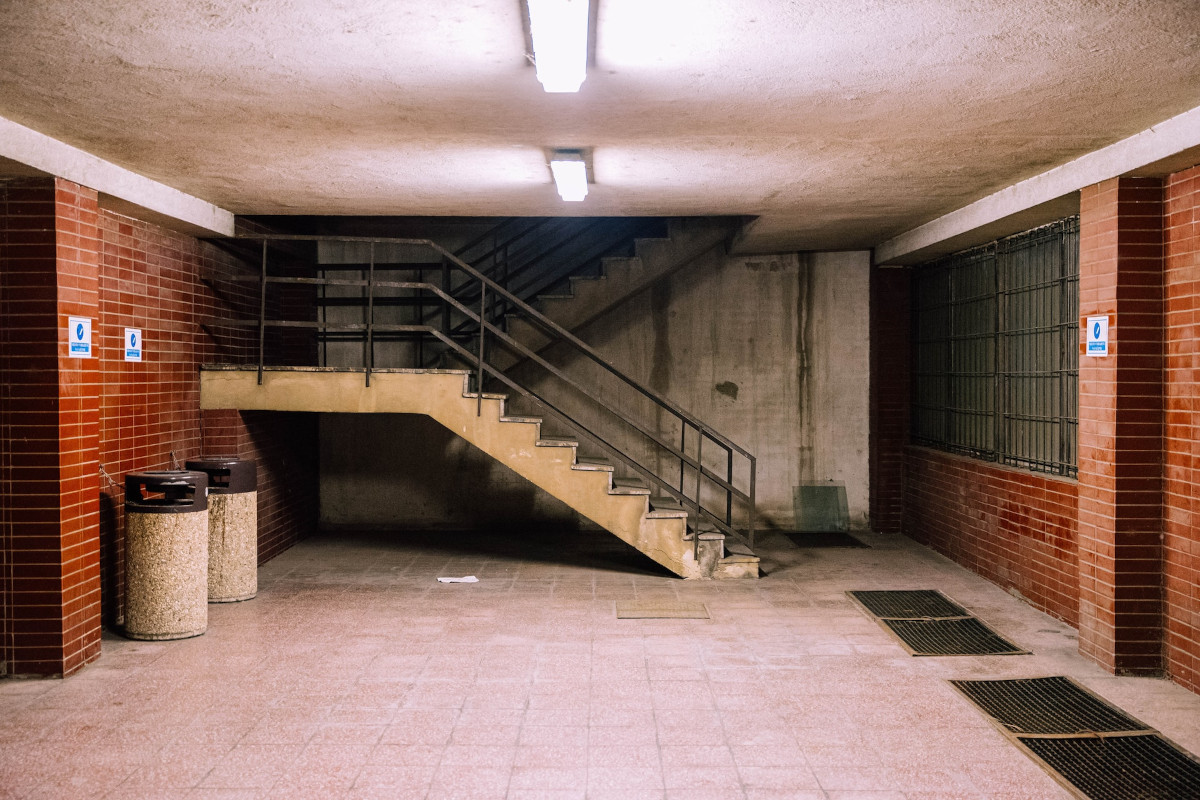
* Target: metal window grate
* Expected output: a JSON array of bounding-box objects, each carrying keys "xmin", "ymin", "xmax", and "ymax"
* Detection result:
[
  {"xmin": 997, "ymin": 222, "xmax": 1079, "ymax": 475},
  {"xmin": 911, "ymin": 217, "xmax": 1078, "ymax": 476}
]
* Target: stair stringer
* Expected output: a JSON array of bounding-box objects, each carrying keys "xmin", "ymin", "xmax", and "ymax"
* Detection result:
[{"xmin": 198, "ymin": 367, "xmax": 715, "ymax": 578}]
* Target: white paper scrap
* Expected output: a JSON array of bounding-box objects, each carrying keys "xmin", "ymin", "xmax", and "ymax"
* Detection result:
[{"xmin": 437, "ymin": 576, "xmax": 479, "ymax": 583}]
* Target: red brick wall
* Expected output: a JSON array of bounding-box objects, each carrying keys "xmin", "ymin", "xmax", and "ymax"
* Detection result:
[
  {"xmin": 1164, "ymin": 166, "xmax": 1200, "ymax": 693},
  {"xmin": 54, "ymin": 182, "xmax": 104, "ymax": 675},
  {"xmin": 201, "ymin": 409, "xmax": 319, "ymax": 565},
  {"xmin": 95, "ymin": 211, "xmax": 319, "ymax": 627},
  {"xmin": 883, "ymin": 172, "xmax": 1200, "ymax": 695},
  {"xmin": 96, "ymin": 210, "xmax": 228, "ymax": 624},
  {"xmin": 904, "ymin": 447, "xmax": 1080, "ymax": 625},
  {"xmin": 1, "ymin": 178, "xmax": 103, "ymax": 675},
  {"xmin": 2, "ymin": 177, "xmax": 318, "ymax": 674}
]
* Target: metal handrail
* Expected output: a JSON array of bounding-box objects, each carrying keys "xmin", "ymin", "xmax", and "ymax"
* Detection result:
[
  {"xmin": 237, "ymin": 234, "xmax": 755, "ymax": 461},
  {"xmin": 455, "ymin": 217, "xmax": 553, "ymax": 269},
  {"xmin": 214, "ymin": 234, "xmax": 757, "ymax": 547},
  {"xmin": 439, "ymin": 218, "xmax": 609, "ymax": 336},
  {"xmin": 444, "ymin": 217, "xmax": 635, "ymax": 335},
  {"xmin": 222, "ymin": 284, "xmax": 753, "ymax": 504}
]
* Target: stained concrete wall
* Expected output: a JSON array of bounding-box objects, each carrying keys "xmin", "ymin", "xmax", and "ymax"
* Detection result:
[
  {"xmin": 318, "ymin": 249, "xmax": 871, "ymax": 531},
  {"xmin": 529, "ymin": 249, "xmax": 873, "ymax": 529}
]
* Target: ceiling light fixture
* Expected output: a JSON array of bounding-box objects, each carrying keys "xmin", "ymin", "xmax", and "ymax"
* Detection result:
[
  {"xmin": 549, "ymin": 150, "xmax": 588, "ymax": 201},
  {"xmin": 527, "ymin": 0, "xmax": 589, "ymax": 93}
]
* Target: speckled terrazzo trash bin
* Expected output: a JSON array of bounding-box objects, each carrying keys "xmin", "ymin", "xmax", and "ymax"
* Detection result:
[
  {"xmin": 186, "ymin": 457, "xmax": 258, "ymax": 603},
  {"xmin": 124, "ymin": 470, "xmax": 209, "ymax": 641}
]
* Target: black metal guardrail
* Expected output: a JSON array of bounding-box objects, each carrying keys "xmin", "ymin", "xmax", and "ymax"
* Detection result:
[{"xmin": 205, "ymin": 234, "xmax": 757, "ymax": 552}]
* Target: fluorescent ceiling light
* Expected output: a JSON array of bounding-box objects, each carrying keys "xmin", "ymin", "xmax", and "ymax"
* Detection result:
[
  {"xmin": 527, "ymin": 0, "xmax": 589, "ymax": 93},
  {"xmin": 550, "ymin": 151, "xmax": 588, "ymax": 201}
]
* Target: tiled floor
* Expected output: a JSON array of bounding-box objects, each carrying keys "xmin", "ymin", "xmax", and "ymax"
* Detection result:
[{"xmin": 4, "ymin": 528, "xmax": 1200, "ymax": 800}]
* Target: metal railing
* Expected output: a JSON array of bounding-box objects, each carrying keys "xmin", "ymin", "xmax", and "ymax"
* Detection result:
[
  {"xmin": 206, "ymin": 234, "xmax": 758, "ymax": 551},
  {"xmin": 434, "ymin": 217, "xmax": 667, "ymax": 344}
]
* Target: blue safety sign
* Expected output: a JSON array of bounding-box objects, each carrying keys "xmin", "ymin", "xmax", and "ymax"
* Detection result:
[
  {"xmin": 1085, "ymin": 315, "xmax": 1109, "ymax": 357},
  {"xmin": 68, "ymin": 316, "xmax": 92, "ymax": 358},
  {"xmin": 125, "ymin": 328, "xmax": 143, "ymax": 362}
]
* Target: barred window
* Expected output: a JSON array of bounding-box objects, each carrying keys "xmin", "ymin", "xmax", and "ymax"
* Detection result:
[{"xmin": 911, "ymin": 217, "xmax": 1079, "ymax": 477}]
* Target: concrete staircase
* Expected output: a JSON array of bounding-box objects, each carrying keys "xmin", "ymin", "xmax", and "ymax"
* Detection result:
[
  {"xmin": 200, "ymin": 366, "xmax": 759, "ymax": 580},
  {"xmin": 498, "ymin": 218, "xmax": 736, "ymax": 365}
]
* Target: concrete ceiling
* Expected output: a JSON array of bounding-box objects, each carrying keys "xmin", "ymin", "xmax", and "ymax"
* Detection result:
[{"xmin": 2, "ymin": 1, "xmax": 1199, "ymax": 252}]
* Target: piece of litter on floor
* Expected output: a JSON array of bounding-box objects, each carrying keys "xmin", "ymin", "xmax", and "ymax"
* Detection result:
[{"xmin": 437, "ymin": 575, "xmax": 478, "ymax": 583}]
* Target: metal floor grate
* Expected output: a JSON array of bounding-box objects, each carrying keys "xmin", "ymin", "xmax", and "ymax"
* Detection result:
[
  {"xmin": 848, "ymin": 589, "xmax": 969, "ymax": 620},
  {"xmin": 951, "ymin": 677, "xmax": 1150, "ymax": 735},
  {"xmin": 882, "ymin": 617, "xmax": 1028, "ymax": 656},
  {"xmin": 1020, "ymin": 734, "xmax": 1200, "ymax": 800}
]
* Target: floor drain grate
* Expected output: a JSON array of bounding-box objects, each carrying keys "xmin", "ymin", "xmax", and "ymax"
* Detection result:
[
  {"xmin": 950, "ymin": 677, "xmax": 1150, "ymax": 735},
  {"xmin": 882, "ymin": 617, "xmax": 1028, "ymax": 656},
  {"xmin": 1019, "ymin": 734, "xmax": 1200, "ymax": 800},
  {"xmin": 615, "ymin": 601, "xmax": 709, "ymax": 619},
  {"xmin": 848, "ymin": 589, "xmax": 968, "ymax": 619},
  {"xmin": 848, "ymin": 590, "xmax": 1026, "ymax": 656},
  {"xmin": 953, "ymin": 675, "xmax": 1200, "ymax": 800}
]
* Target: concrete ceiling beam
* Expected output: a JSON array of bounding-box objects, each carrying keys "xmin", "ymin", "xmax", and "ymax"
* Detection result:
[
  {"xmin": 0, "ymin": 115, "xmax": 234, "ymax": 237},
  {"xmin": 876, "ymin": 104, "xmax": 1200, "ymax": 265}
]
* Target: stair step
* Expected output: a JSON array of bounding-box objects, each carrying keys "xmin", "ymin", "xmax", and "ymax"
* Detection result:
[
  {"xmin": 610, "ymin": 478, "xmax": 651, "ymax": 496},
  {"xmin": 723, "ymin": 539, "xmax": 758, "ymax": 562},
  {"xmin": 499, "ymin": 415, "xmax": 542, "ymax": 425},
  {"xmin": 538, "ymin": 292, "xmax": 574, "ymax": 301},
  {"xmin": 601, "ymin": 255, "xmax": 640, "ymax": 268},
  {"xmin": 536, "ymin": 437, "xmax": 578, "ymax": 448},
  {"xmin": 504, "ymin": 312, "xmax": 547, "ymax": 330},
  {"xmin": 650, "ymin": 496, "xmax": 686, "ymax": 511},
  {"xmin": 633, "ymin": 237, "xmax": 673, "ymax": 258},
  {"xmin": 572, "ymin": 459, "xmax": 614, "ymax": 472},
  {"xmin": 647, "ymin": 495, "xmax": 688, "ymax": 519},
  {"xmin": 463, "ymin": 391, "xmax": 506, "ymax": 400},
  {"xmin": 598, "ymin": 256, "xmax": 641, "ymax": 280}
]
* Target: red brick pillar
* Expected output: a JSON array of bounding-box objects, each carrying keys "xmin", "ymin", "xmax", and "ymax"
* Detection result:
[
  {"xmin": 0, "ymin": 177, "xmax": 103, "ymax": 676},
  {"xmin": 869, "ymin": 264, "xmax": 910, "ymax": 534},
  {"xmin": 1076, "ymin": 177, "xmax": 1165, "ymax": 675},
  {"xmin": 1163, "ymin": 165, "xmax": 1200, "ymax": 693}
]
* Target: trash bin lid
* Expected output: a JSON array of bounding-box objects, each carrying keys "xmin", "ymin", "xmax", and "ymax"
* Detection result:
[
  {"xmin": 125, "ymin": 470, "xmax": 208, "ymax": 513},
  {"xmin": 184, "ymin": 457, "xmax": 256, "ymax": 494}
]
